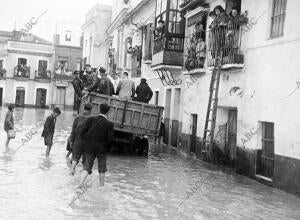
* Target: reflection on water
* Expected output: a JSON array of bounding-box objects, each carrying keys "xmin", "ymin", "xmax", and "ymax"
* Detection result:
[{"xmin": 0, "ymin": 107, "xmax": 299, "ymax": 220}]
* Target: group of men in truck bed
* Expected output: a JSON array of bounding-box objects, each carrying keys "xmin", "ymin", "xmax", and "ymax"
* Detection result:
[{"xmin": 72, "ymin": 64, "xmax": 153, "ymax": 112}]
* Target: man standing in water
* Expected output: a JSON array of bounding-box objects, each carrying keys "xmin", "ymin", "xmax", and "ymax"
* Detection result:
[
  {"xmin": 41, "ymin": 107, "xmax": 61, "ymax": 156},
  {"xmin": 69, "ymin": 103, "xmax": 92, "ymax": 175},
  {"xmin": 80, "ymin": 103, "xmax": 114, "ymax": 187}
]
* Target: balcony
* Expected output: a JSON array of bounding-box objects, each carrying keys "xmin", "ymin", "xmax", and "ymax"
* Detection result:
[
  {"xmin": 152, "ymin": 35, "xmax": 184, "ymax": 69},
  {"xmin": 35, "ymin": 70, "xmax": 51, "ymax": 81},
  {"xmin": 0, "ymin": 68, "xmax": 6, "ymax": 79},
  {"xmin": 206, "ymin": 25, "xmax": 244, "ymax": 69},
  {"xmin": 53, "ymin": 68, "xmax": 74, "ymax": 81},
  {"xmin": 14, "ymin": 65, "xmax": 30, "ymax": 78}
]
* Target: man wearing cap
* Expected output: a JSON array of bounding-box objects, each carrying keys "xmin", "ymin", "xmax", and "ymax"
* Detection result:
[
  {"xmin": 134, "ymin": 78, "xmax": 153, "ymax": 103},
  {"xmin": 80, "ymin": 103, "xmax": 114, "ymax": 187},
  {"xmin": 116, "ymin": 71, "xmax": 135, "ymax": 100},
  {"xmin": 71, "ymin": 71, "xmax": 84, "ymax": 113}
]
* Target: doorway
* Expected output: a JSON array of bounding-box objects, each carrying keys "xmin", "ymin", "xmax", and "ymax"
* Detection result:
[
  {"xmin": 258, "ymin": 122, "xmax": 275, "ymax": 178},
  {"xmin": 164, "ymin": 89, "xmax": 172, "ymax": 144},
  {"xmin": 36, "ymin": 88, "xmax": 47, "ymax": 108},
  {"xmin": 171, "ymin": 88, "xmax": 181, "ymax": 147},
  {"xmin": 190, "ymin": 114, "xmax": 198, "ymax": 153},
  {"xmin": 0, "ymin": 87, "xmax": 3, "ymax": 106},
  {"xmin": 226, "ymin": 109, "xmax": 238, "ymax": 163},
  {"xmin": 155, "ymin": 91, "xmax": 159, "ymax": 105},
  {"xmin": 15, "ymin": 87, "xmax": 25, "ymax": 107},
  {"xmin": 56, "ymin": 87, "xmax": 66, "ymax": 110}
]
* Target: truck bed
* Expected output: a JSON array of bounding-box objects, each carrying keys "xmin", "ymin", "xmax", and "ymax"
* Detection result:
[{"xmin": 80, "ymin": 93, "xmax": 164, "ymax": 137}]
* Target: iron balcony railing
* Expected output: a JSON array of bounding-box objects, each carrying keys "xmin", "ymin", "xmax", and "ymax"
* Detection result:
[
  {"xmin": 35, "ymin": 70, "xmax": 51, "ymax": 79},
  {"xmin": 207, "ymin": 24, "xmax": 243, "ymax": 67},
  {"xmin": 184, "ymin": 23, "xmax": 244, "ymax": 71},
  {"xmin": 14, "ymin": 65, "xmax": 30, "ymax": 78},
  {"xmin": 54, "ymin": 69, "xmax": 74, "ymax": 81},
  {"xmin": 153, "ymin": 35, "xmax": 184, "ymax": 54}
]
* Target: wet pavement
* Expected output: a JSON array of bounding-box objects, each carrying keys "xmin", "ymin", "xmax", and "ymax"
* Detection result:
[{"xmin": 0, "ymin": 107, "xmax": 300, "ymax": 220}]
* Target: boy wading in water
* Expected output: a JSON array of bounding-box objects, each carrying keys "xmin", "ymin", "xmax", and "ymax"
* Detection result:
[
  {"xmin": 80, "ymin": 103, "xmax": 114, "ymax": 187},
  {"xmin": 41, "ymin": 107, "xmax": 61, "ymax": 156}
]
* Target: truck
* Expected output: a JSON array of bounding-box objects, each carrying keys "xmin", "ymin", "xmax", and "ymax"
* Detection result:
[{"xmin": 80, "ymin": 93, "xmax": 164, "ymax": 155}]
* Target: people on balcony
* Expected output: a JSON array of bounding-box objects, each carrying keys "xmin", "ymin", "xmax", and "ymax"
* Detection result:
[
  {"xmin": 185, "ymin": 21, "xmax": 207, "ymax": 71},
  {"xmin": 227, "ymin": 8, "xmax": 248, "ymax": 38},
  {"xmin": 196, "ymin": 36, "xmax": 206, "ymax": 68},
  {"xmin": 209, "ymin": 5, "xmax": 229, "ymax": 30},
  {"xmin": 15, "ymin": 64, "xmax": 29, "ymax": 77},
  {"xmin": 153, "ymin": 20, "xmax": 165, "ymax": 38}
]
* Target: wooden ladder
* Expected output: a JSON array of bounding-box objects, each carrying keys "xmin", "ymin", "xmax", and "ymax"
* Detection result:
[{"xmin": 202, "ymin": 51, "xmax": 223, "ymax": 160}]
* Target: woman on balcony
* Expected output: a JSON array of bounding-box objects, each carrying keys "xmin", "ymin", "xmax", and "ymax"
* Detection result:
[
  {"xmin": 226, "ymin": 8, "xmax": 248, "ymax": 59},
  {"xmin": 209, "ymin": 6, "xmax": 229, "ymax": 59}
]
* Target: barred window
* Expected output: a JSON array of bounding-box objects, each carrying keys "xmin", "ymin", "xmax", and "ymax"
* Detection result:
[{"xmin": 270, "ymin": 0, "xmax": 287, "ymax": 38}]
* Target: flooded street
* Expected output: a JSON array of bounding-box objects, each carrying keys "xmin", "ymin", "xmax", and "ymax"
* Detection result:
[{"xmin": 0, "ymin": 108, "xmax": 300, "ymax": 220}]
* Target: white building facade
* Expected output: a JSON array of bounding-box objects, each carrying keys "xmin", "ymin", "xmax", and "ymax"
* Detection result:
[{"xmin": 82, "ymin": 4, "xmax": 112, "ymax": 68}]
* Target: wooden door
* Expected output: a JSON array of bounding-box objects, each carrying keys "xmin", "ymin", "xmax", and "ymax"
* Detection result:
[
  {"xmin": 56, "ymin": 87, "xmax": 66, "ymax": 109},
  {"xmin": 163, "ymin": 89, "xmax": 172, "ymax": 144},
  {"xmin": 190, "ymin": 114, "xmax": 197, "ymax": 153},
  {"xmin": 36, "ymin": 88, "xmax": 47, "ymax": 108},
  {"xmin": 171, "ymin": 88, "xmax": 181, "ymax": 147},
  {"xmin": 227, "ymin": 109, "xmax": 237, "ymax": 162},
  {"xmin": 0, "ymin": 87, "xmax": 2, "ymax": 106},
  {"xmin": 15, "ymin": 88, "xmax": 25, "ymax": 107}
]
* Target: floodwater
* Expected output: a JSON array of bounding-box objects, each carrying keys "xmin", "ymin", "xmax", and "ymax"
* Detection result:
[{"xmin": 0, "ymin": 107, "xmax": 300, "ymax": 220}]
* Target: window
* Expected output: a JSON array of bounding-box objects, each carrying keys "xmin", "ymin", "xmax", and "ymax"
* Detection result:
[
  {"xmin": 261, "ymin": 122, "xmax": 275, "ymax": 178},
  {"xmin": 38, "ymin": 60, "xmax": 48, "ymax": 75},
  {"xmin": 18, "ymin": 58, "xmax": 27, "ymax": 66},
  {"xmin": 270, "ymin": 0, "xmax": 287, "ymax": 38},
  {"xmin": 65, "ymin": 31, "xmax": 72, "ymax": 41},
  {"xmin": 154, "ymin": 0, "xmax": 185, "ymax": 54},
  {"xmin": 225, "ymin": 0, "xmax": 241, "ymax": 14},
  {"xmin": 0, "ymin": 60, "xmax": 3, "ymax": 69}
]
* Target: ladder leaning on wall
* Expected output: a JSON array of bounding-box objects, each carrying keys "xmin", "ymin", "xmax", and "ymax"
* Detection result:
[{"xmin": 202, "ymin": 49, "xmax": 224, "ymax": 161}]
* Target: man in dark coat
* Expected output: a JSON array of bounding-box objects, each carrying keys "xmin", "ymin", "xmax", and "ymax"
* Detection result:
[
  {"xmin": 41, "ymin": 107, "xmax": 61, "ymax": 156},
  {"xmin": 71, "ymin": 71, "xmax": 84, "ymax": 113},
  {"xmin": 81, "ymin": 64, "xmax": 93, "ymax": 89},
  {"xmin": 134, "ymin": 78, "xmax": 153, "ymax": 103},
  {"xmin": 79, "ymin": 103, "xmax": 114, "ymax": 187},
  {"xmin": 69, "ymin": 103, "xmax": 92, "ymax": 175},
  {"xmin": 87, "ymin": 67, "xmax": 114, "ymax": 96}
]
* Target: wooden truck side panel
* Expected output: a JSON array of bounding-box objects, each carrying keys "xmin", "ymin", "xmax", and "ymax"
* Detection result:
[{"xmin": 81, "ymin": 93, "xmax": 164, "ymax": 137}]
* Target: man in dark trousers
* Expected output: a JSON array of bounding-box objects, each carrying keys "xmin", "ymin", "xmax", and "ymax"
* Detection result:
[
  {"xmin": 71, "ymin": 71, "xmax": 84, "ymax": 113},
  {"xmin": 41, "ymin": 107, "xmax": 61, "ymax": 156},
  {"xmin": 69, "ymin": 103, "xmax": 92, "ymax": 175},
  {"xmin": 134, "ymin": 78, "xmax": 153, "ymax": 103},
  {"xmin": 80, "ymin": 103, "xmax": 114, "ymax": 187}
]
